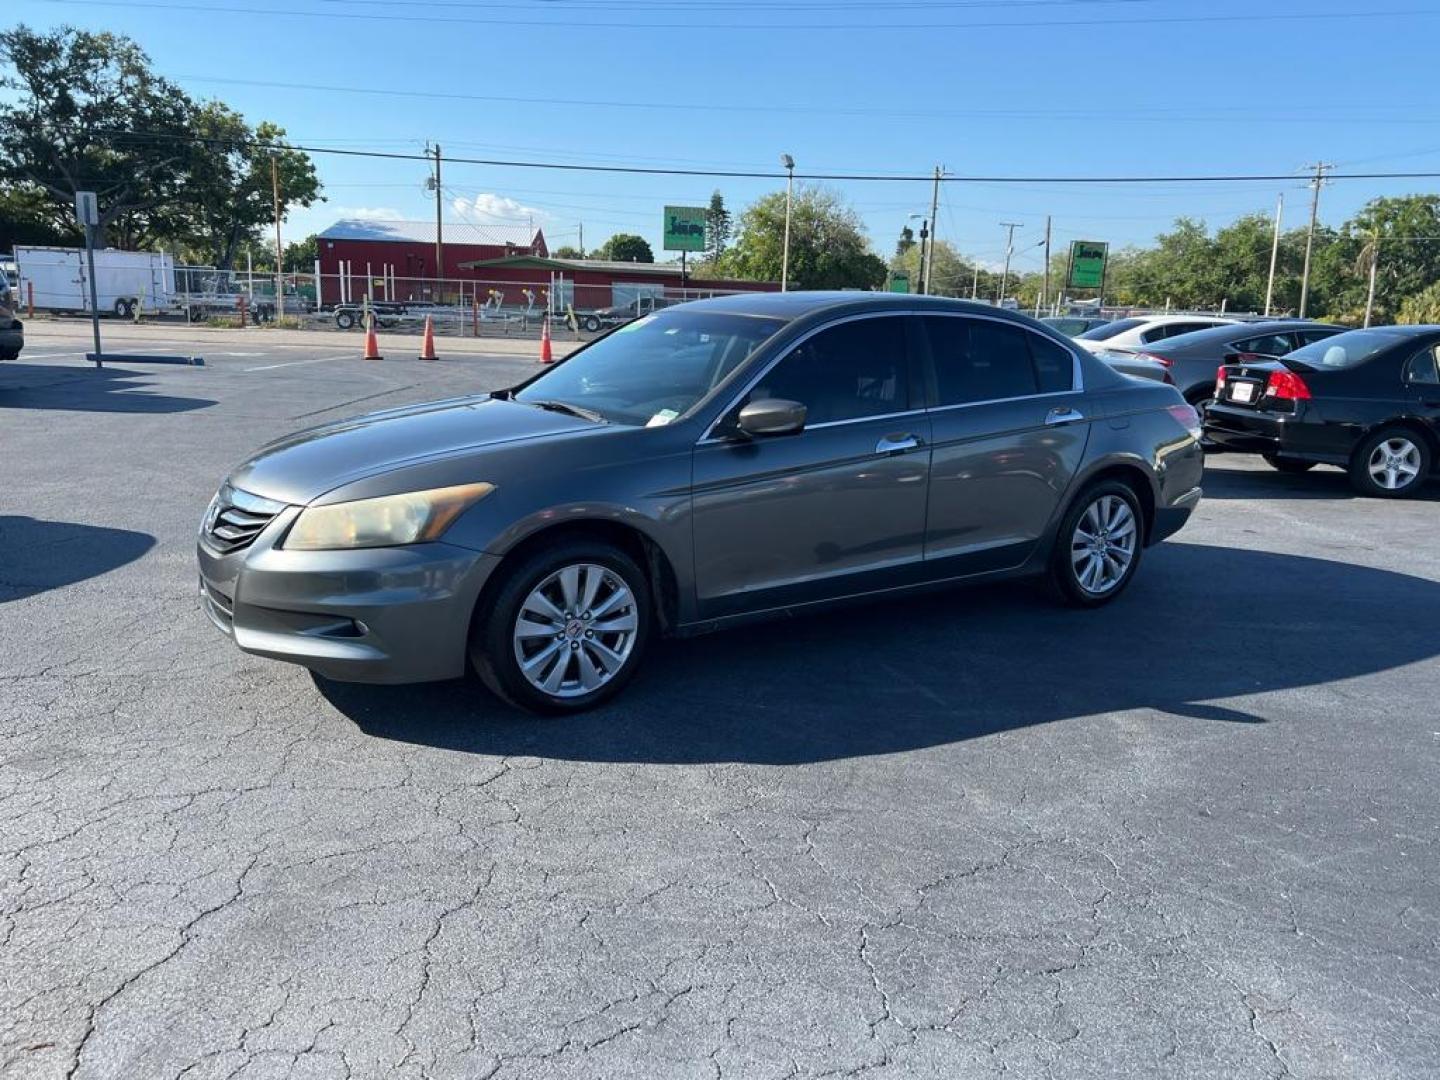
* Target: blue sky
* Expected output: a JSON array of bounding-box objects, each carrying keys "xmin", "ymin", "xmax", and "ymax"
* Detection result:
[{"xmin": 15, "ymin": 0, "xmax": 1440, "ymax": 274}]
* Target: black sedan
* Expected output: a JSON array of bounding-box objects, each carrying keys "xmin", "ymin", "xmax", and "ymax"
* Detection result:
[
  {"xmin": 1096, "ymin": 320, "xmax": 1343, "ymax": 412},
  {"xmin": 1205, "ymin": 325, "xmax": 1440, "ymax": 497}
]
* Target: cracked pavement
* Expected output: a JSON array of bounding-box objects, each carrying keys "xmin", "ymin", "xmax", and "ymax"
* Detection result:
[{"xmin": 3, "ymin": 325, "xmax": 1439, "ymax": 1078}]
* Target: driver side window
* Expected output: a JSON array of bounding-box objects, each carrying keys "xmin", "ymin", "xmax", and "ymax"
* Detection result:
[{"xmin": 750, "ymin": 317, "xmax": 910, "ymax": 426}]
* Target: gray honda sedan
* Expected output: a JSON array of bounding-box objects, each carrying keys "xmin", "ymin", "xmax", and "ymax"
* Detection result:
[{"xmin": 198, "ymin": 293, "xmax": 1204, "ymax": 713}]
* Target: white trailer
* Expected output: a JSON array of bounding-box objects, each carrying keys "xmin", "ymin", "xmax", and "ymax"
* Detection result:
[{"xmin": 14, "ymin": 245, "xmax": 176, "ymax": 318}]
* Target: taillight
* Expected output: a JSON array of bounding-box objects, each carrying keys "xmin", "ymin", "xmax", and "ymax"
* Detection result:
[
  {"xmin": 1215, "ymin": 365, "xmax": 1228, "ymax": 394},
  {"xmin": 1137, "ymin": 352, "xmax": 1173, "ymax": 368},
  {"xmin": 1265, "ymin": 370, "xmax": 1311, "ymax": 401},
  {"xmin": 1167, "ymin": 403, "xmax": 1203, "ymax": 439}
]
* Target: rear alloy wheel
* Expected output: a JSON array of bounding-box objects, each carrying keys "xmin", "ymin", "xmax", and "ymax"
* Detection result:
[
  {"xmin": 472, "ymin": 540, "xmax": 651, "ymax": 714},
  {"xmin": 1350, "ymin": 428, "xmax": 1430, "ymax": 498},
  {"xmin": 1263, "ymin": 454, "xmax": 1318, "ymax": 474},
  {"xmin": 1051, "ymin": 481, "xmax": 1144, "ymax": 607}
]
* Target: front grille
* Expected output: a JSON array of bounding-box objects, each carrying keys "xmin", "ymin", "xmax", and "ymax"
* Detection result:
[{"xmin": 204, "ymin": 484, "xmax": 286, "ymax": 554}]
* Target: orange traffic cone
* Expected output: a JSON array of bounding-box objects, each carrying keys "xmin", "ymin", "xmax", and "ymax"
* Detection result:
[
  {"xmin": 539, "ymin": 316, "xmax": 554, "ymax": 364},
  {"xmin": 362, "ymin": 314, "xmax": 383, "ymax": 361},
  {"xmin": 418, "ymin": 315, "xmax": 438, "ymax": 361}
]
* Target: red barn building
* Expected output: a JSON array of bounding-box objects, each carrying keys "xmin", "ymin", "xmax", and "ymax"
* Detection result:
[
  {"xmin": 316, "ymin": 219, "xmax": 546, "ymax": 306},
  {"xmin": 459, "ymin": 254, "xmax": 778, "ymax": 313}
]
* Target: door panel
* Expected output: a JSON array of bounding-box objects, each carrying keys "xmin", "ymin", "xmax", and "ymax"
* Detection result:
[
  {"xmin": 692, "ymin": 416, "xmax": 931, "ymax": 615},
  {"xmin": 690, "ymin": 314, "xmax": 930, "ymax": 617},
  {"xmin": 919, "ymin": 316, "xmax": 1090, "ymax": 568}
]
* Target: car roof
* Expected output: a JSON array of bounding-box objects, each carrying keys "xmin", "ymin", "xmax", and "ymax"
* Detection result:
[
  {"xmin": 675, "ymin": 290, "xmax": 1045, "ymax": 329},
  {"xmin": 1155, "ymin": 319, "xmax": 1339, "ymax": 346}
]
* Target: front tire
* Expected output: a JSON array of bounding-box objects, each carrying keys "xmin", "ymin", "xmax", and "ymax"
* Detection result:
[
  {"xmin": 1349, "ymin": 427, "xmax": 1431, "ymax": 498},
  {"xmin": 470, "ymin": 540, "xmax": 652, "ymax": 714},
  {"xmin": 583, "ymin": 315, "xmax": 601, "ymax": 333},
  {"xmin": 1263, "ymin": 454, "xmax": 1317, "ymax": 474},
  {"xmin": 1050, "ymin": 480, "xmax": 1144, "ymax": 608}
]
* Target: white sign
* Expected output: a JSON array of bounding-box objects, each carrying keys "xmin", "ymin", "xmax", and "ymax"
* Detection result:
[{"xmin": 74, "ymin": 191, "xmax": 99, "ymax": 227}]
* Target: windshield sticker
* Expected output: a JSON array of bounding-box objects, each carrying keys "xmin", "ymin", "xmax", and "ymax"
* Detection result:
[{"xmin": 646, "ymin": 409, "xmax": 680, "ymax": 428}]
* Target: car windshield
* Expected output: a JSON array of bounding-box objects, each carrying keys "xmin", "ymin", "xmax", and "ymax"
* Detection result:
[
  {"xmin": 1283, "ymin": 328, "xmax": 1407, "ymax": 371},
  {"xmin": 514, "ymin": 309, "xmax": 785, "ymax": 426},
  {"xmin": 1078, "ymin": 317, "xmax": 1146, "ymax": 341}
]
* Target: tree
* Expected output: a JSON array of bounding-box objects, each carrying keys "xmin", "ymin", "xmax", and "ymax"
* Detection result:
[
  {"xmin": 0, "ymin": 25, "xmax": 198, "ymax": 244},
  {"xmin": 890, "ymin": 237, "xmax": 971, "ymax": 295},
  {"xmin": 0, "ymin": 25, "xmax": 322, "ymax": 266},
  {"xmin": 283, "ymin": 233, "xmax": 318, "ymax": 271},
  {"xmin": 0, "ymin": 186, "xmax": 78, "ymax": 250},
  {"xmin": 704, "ymin": 190, "xmax": 732, "ymax": 265},
  {"xmin": 723, "ymin": 185, "xmax": 887, "ymax": 290},
  {"xmin": 1398, "ymin": 280, "xmax": 1440, "ymax": 324},
  {"xmin": 895, "ymin": 226, "xmax": 916, "ymax": 259},
  {"xmin": 597, "ymin": 233, "xmax": 654, "ymax": 263},
  {"xmin": 551, "ymin": 245, "xmax": 585, "ymax": 260}
]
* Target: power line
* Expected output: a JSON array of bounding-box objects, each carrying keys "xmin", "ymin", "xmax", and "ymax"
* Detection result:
[
  {"xmin": 95, "ymin": 129, "xmax": 1440, "ymax": 184},
  {"xmin": 32, "ymin": 0, "xmax": 1440, "ymax": 32}
]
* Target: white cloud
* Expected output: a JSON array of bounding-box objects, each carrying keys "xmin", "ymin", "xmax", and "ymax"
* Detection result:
[
  {"xmin": 451, "ymin": 192, "xmax": 548, "ymax": 227},
  {"xmin": 333, "ymin": 205, "xmax": 403, "ymax": 221}
]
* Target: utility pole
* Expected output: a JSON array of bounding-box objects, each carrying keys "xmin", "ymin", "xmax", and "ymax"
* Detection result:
[
  {"xmin": 1298, "ymin": 163, "xmax": 1331, "ymax": 319},
  {"xmin": 971, "ymin": 261, "xmax": 980, "ymax": 300},
  {"xmin": 270, "ymin": 153, "xmax": 284, "ymax": 321},
  {"xmin": 780, "ymin": 153, "xmax": 795, "ymax": 292},
  {"xmin": 1264, "ymin": 193, "xmax": 1284, "ymax": 317},
  {"xmin": 1364, "ymin": 230, "xmax": 1380, "ymax": 328},
  {"xmin": 428, "ymin": 142, "xmax": 443, "ymax": 297},
  {"xmin": 1041, "ymin": 215, "xmax": 1052, "ymax": 315},
  {"xmin": 578, "ymin": 222, "xmax": 584, "ymax": 256},
  {"xmin": 998, "ymin": 222, "xmax": 1021, "ymax": 304},
  {"xmin": 923, "ymin": 165, "xmax": 942, "ymax": 294}
]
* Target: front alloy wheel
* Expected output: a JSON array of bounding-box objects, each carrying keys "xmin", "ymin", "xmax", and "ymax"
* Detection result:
[
  {"xmin": 472, "ymin": 540, "xmax": 651, "ymax": 713},
  {"xmin": 1051, "ymin": 481, "xmax": 1144, "ymax": 607}
]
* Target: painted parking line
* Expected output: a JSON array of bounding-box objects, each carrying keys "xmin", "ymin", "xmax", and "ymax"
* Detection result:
[{"xmin": 244, "ymin": 354, "xmax": 352, "ymax": 372}]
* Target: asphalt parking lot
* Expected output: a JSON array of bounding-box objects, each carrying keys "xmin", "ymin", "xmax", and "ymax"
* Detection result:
[{"xmin": 3, "ymin": 323, "xmax": 1439, "ymax": 1079}]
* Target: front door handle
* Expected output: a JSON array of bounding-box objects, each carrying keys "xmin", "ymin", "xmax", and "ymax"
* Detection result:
[
  {"xmin": 876, "ymin": 433, "xmax": 922, "ymax": 455},
  {"xmin": 1045, "ymin": 407, "xmax": 1086, "ymax": 426}
]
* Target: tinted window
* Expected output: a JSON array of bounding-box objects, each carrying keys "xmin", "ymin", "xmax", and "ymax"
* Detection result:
[
  {"xmin": 752, "ymin": 317, "xmax": 909, "ymax": 425},
  {"xmin": 1405, "ymin": 347, "xmax": 1440, "ymax": 385},
  {"xmin": 925, "ymin": 317, "xmax": 1039, "ymax": 405},
  {"xmin": 1078, "ymin": 317, "xmax": 1146, "ymax": 342},
  {"xmin": 1296, "ymin": 327, "xmax": 1342, "ymax": 346},
  {"xmin": 1234, "ymin": 332, "xmax": 1296, "ymax": 357},
  {"xmin": 1141, "ymin": 321, "xmax": 1218, "ymax": 343},
  {"xmin": 1030, "ymin": 334, "xmax": 1075, "ymax": 393},
  {"xmin": 1286, "ymin": 329, "xmax": 1409, "ymax": 371}
]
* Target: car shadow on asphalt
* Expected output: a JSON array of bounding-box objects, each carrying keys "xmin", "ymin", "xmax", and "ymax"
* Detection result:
[
  {"xmin": 1204, "ymin": 458, "xmax": 1440, "ymax": 502},
  {"xmin": 0, "ymin": 515, "xmax": 156, "ymax": 603},
  {"xmin": 0, "ymin": 363, "xmax": 214, "ymax": 413},
  {"xmin": 320, "ymin": 541, "xmax": 1440, "ymax": 764}
]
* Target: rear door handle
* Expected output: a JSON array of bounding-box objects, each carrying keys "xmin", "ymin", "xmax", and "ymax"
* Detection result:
[
  {"xmin": 876, "ymin": 433, "xmax": 922, "ymax": 454},
  {"xmin": 1045, "ymin": 407, "xmax": 1086, "ymax": 426}
]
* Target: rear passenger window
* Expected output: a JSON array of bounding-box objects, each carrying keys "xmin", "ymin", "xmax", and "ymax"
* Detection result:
[
  {"xmin": 925, "ymin": 317, "xmax": 1039, "ymax": 405},
  {"xmin": 752, "ymin": 317, "xmax": 909, "ymax": 425},
  {"xmin": 1030, "ymin": 334, "xmax": 1075, "ymax": 393},
  {"xmin": 1235, "ymin": 333, "xmax": 1295, "ymax": 357},
  {"xmin": 1405, "ymin": 347, "xmax": 1440, "ymax": 385}
]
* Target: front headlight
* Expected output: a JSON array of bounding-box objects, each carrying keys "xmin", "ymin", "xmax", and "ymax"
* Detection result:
[{"xmin": 284, "ymin": 482, "xmax": 494, "ymax": 551}]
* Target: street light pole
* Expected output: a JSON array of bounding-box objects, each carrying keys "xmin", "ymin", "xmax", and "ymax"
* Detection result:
[
  {"xmin": 998, "ymin": 222, "xmax": 1021, "ymax": 304},
  {"xmin": 1264, "ymin": 192, "xmax": 1284, "ymax": 317},
  {"xmin": 780, "ymin": 153, "xmax": 795, "ymax": 292}
]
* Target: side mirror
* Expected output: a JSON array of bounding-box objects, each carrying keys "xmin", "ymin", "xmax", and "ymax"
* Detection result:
[{"xmin": 737, "ymin": 398, "xmax": 807, "ymax": 437}]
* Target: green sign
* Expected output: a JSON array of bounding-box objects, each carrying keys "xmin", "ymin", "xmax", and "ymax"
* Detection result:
[
  {"xmin": 663, "ymin": 205, "xmax": 708, "ymax": 253},
  {"xmin": 889, "ymin": 272, "xmax": 910, "ymax": 294},
  {"xmin": 1067, "ymin": 240, "xmax": 1109, "ymax": 290}
]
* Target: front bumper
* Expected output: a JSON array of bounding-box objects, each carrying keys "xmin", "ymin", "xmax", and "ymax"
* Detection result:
[{"xmin": 197, "ymin": 505, "xmax": 502, "ymax": 683}]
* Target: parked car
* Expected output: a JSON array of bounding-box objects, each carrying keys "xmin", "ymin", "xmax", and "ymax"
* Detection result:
[
  {"xmin": 1041, "ymin": 315, "xmax": 1111, "ymax": 337},
  {"xmin": 1206, "ymin": 325, "xmax": 1440, "ymax": 497},
  {"xmin": 1075, "ymin": 315, "xmax": 1237, "ymax": 356},
  {"xmin": 1100, "ymin": 351, "xmax": 1174, "ymax": 385},
  {"xmin": 0, "ymin": 276, "xmax": 22, "ymax": 361},
  {"xmin": 1093, "ymin": 320, "xmax": 1344, "ymax": 412},
  {"xmin": 197, "ymin": 293, "xmax": 1204, "ymax": 713}
]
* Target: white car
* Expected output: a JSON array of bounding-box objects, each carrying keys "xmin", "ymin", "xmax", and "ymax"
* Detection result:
[{"xmin": 1074, "ymin": 315, "xmax": 1237, "ymax": 354}]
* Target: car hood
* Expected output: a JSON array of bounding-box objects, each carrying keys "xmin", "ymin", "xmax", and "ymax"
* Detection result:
[{"xmin": 228, "ymin": 394, "xmax": 594, "ymax": 505}]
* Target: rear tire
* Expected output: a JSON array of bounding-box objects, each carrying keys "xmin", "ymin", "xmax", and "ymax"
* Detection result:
[
  {"xmin": 1263, "ymin": 455, "xmax": 1318, "ymax": 474},
  {"xmin": 1049, "ymin": 480, "xmax": 1145, "ymax": 608},
  {"xmin": 470, "ymin": 539, "xmax": 652, "ymax": 715},
  {"xmin": 335, "ymin": 310, "xmax": 355, "ymax": 330},
  {"xmin": 1349, "ymin": 427, "xmax": 1431, "ymax": 498},
  {"xmin": 583, "ymin": 315, "xmax": 601, "ymax": 333},
  {"xmin": 113, "ymin": 298, "xmax": 133, "ymax": 319}
]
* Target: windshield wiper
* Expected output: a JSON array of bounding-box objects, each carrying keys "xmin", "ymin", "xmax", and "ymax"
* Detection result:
[{"xmin": 528, "ymin": 399, "xmax": 607, "ymax": 424}]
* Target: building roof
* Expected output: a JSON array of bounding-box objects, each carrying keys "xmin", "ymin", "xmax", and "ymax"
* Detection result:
[
  {"xmin": 319, "ymin": 219, "xmax": 542, "ymax": 248},
  {"xmin": 460, "ymin": 254, "xmax": 693, "ymax": 276}
]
